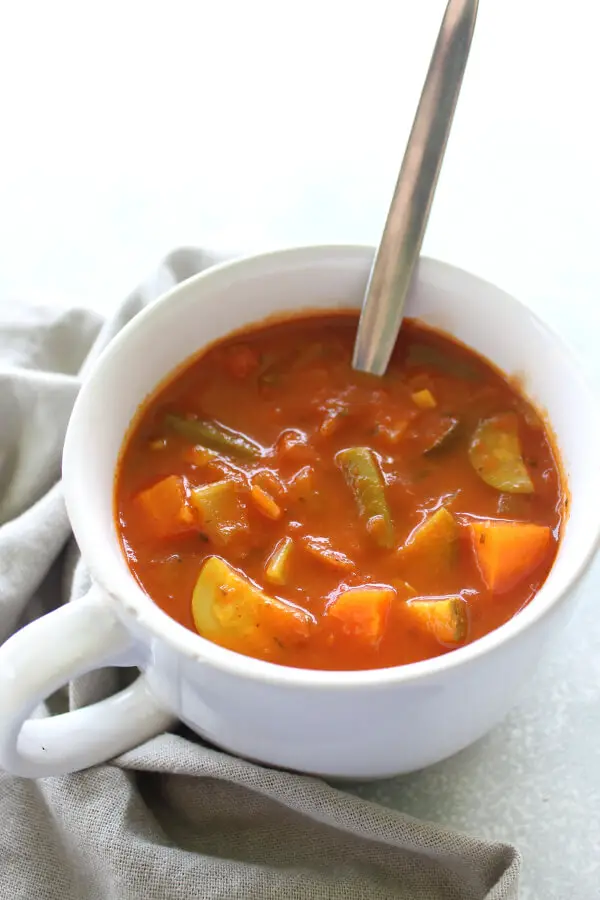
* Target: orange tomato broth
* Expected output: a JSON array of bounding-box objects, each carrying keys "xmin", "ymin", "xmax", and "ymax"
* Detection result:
[{"xmin": 114, "ymin": 313, "xmax": 564, "ymax": 671}]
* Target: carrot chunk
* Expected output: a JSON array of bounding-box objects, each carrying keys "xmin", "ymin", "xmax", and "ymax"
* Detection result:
[
  {"xmin": 134, "ymin": 475, "xmax": 196, "ymax": 540},
  {"xmin": 250, "ymin": 484, "xmax": 282, "ymax": 520},
  {"xmin": 253, "ymin": 469, "xmax": 286, "ymax": 499},
  {"xmin": 469, "ymin": 520, "xmax": 552, "ymax": 593},
  {"xmin": 327, "ymin": 586, "xmax": 394, "ymax": 644}
]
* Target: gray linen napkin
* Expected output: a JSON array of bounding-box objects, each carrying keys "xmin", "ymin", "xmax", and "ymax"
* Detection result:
[{"xmin": 0, "ymin": 248, "xmax": 520, "ymax": 899}]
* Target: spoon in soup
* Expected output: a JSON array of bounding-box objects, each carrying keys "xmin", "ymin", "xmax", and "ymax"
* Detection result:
[{"xmin": 352, "ymin": 0, "xmax": 479, "ymax": 376}]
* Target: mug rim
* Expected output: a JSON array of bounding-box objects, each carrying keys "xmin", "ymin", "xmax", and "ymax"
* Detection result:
[{"xmin": 64, "ymin": 244, "xmax": 600, "ymax": 690}]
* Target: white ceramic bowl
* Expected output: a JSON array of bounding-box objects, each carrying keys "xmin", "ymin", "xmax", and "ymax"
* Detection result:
[{"xmin": 0, "ymin": 246, "xmax": 598, "ymax": 779}]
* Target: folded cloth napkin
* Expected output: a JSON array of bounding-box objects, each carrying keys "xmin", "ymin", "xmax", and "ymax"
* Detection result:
[{"xmin": 0, "ymin": 248, "xmax": 521, "ymax": 900}]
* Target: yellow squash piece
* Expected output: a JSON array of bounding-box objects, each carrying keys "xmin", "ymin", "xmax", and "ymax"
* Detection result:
[
  {"xmin": 265, "ymin": 536, "xmax": 294, "ymax": 585},
  {"xmin": 398, "ymin": 507, "xmax": 458, "ymax": 576},
  {"xmin": 192, "ymin": 556, "xmax": 313, "ymax": 656},
  {"xmin": 190, "ymin": 480, "xmax": 248, "ymax": 547},
  {"xmin": 406, "ymin": 596, "xmax": 467, "ymax": 645}
]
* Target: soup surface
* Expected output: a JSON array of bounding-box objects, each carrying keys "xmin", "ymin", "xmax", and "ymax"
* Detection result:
[{"xmin": 115, "ymin": 314, "xmax": 563, "ymax": 671}]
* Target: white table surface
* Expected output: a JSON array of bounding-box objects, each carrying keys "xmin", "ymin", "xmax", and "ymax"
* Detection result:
[{"xmin": 2, "ymin": 1, "xmax": 599, "ymax": 896}]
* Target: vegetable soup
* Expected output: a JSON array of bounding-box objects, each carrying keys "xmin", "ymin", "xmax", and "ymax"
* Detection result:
[{"xmin": 115, "ymin": 314, "xmax": 564, "ymax": 671}]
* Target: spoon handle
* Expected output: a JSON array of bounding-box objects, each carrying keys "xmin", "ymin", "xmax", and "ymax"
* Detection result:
[{"xmin": 353, "ymin": 0, "xmax": 479, "ymax": 376}]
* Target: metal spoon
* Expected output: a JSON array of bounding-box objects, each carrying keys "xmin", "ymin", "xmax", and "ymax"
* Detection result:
[{"xmin": 352, "ymin": 0, "xmax": 479, "ymax": 376}]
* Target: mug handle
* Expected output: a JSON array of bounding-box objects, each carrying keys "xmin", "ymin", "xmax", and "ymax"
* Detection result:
[{"xmin": 0, "ymin": 585, "xmax": 175, "ymax": 777}]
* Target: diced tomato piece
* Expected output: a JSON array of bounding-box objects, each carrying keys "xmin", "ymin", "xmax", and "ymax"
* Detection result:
[
  {"xmin": 183, "ymin": 445, "xmax": 217, "ymax": 467},
  {"xmin": 252, "ymin": 469, "xmax": 286, "ymax": 499},
  {"xmin": 225, "ymin": 344, "xmax": 260, "ymax": 379},
  {"xmin": 276, "ymin": 429, "xmax": 316, "ymax": 464}
]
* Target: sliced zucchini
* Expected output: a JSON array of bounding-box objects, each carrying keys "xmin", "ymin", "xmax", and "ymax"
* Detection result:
[
  {"xmin": 422, "ymin": 416, "xmax": 461, "ymax": 456},
  {"xmin": 468, "ymin": 413, "xmax": 534, "ymax": 494},
  {"xmin": 406, "ymin": 595, "xmax": 467, "ymax": 645}
]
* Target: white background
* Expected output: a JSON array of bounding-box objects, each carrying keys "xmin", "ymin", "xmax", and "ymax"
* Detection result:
[
  {"xmin": 1, "ymin": 0, "xmax": 599, "ymax": 374},
  {"xmin": 1, "ymin": 2, "xmax": 599, "ymax": 897}
]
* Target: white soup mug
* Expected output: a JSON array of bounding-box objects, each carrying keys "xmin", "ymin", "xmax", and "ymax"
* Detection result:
[{"xmin": 0, "ymin": 246, "xmax": 598, "ymax": 779}]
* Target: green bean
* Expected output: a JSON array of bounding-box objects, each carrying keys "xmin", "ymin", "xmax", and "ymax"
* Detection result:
[
  {"xmin": 336, "ymin": 447, "xmax": 394, "ymax": 549},
  {"xmin": 165, "ymin": 414, "xmax": 262, "ymax": 459}
]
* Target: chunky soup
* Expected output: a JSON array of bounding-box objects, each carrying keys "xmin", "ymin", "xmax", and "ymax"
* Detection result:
[{"xmin": 115, "ymin": 314, "xmax": 563, "ymax": 671}]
